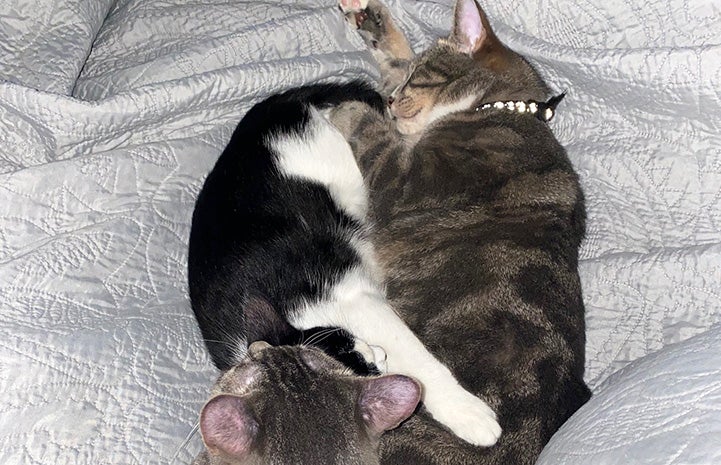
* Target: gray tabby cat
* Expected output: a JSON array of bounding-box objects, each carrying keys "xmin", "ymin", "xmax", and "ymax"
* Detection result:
[
  {"xmin": 190, "ymin": 0, "xmax": 590, "ymax": 463},
  {"xmin": 192, "ymin": 341, "xmax": 421, "ymax": 465},
  {"xmin": 330, "ymin": 0, "xmax": 592, "ymax": 463}
]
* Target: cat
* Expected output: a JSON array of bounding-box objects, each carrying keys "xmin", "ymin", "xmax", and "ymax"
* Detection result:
[
  {"xmin": 187, "ymin": 82, "xmax": 501, "ymax": 464},
  {"xmin": 329, "ymin": 0, "xmax": 593, "ymax": 463},
  {"xmin": 191, "ymin": 341, "xmax": 420, "ymax": 465}
]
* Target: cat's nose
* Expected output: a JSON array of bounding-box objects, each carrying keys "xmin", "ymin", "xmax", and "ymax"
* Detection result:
[{"xmin": 387, "ymin": 95, "xmax": 395, "ymax": 106}]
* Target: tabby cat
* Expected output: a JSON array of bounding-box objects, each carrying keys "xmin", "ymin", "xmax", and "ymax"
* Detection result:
[{"xmin": 330, "ymin": 0, "xmax": 592, "ymax": 463}]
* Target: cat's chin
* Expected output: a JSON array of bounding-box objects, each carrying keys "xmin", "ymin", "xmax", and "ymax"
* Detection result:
[{"xmin": 395, "ymin": 116, "xmax": 427, "ymax": 136}]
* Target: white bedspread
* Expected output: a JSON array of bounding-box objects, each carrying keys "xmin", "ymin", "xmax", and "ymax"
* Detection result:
[{"xmin": 0, "ymin": 0, "xmax": 719, "ymax": 463}]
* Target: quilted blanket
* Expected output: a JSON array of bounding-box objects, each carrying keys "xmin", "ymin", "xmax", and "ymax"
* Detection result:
[{"xmin": 0, "ymin": 0, "xmax": 719, "ymax": 464}]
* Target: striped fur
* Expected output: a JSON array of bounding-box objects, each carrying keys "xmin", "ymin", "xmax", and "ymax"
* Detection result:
[{"xmin": 334, "ymin": 0, "xmax": 591, "ymax": 463}]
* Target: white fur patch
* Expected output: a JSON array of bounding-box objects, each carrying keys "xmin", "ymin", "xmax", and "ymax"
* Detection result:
[
  {"xmin": 288, "ymin": 265, "xmax": 501, "ymax": 446},
  {"xmin": 270, "ymin": 108, "xmax": 368, "ymax": 220},
  {"xmin": 348, "ymin": 231, "xmax": 384, "ymax": 287},
  {"xmin": 353, "ymin": 338, "xmax": 387, "ymax": 373},
  {"xmin": 427, "ymin": 94, "xmax": 478, "ymax": 127}
]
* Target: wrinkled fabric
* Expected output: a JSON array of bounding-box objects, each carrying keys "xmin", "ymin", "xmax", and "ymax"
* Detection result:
[
  {"xmin": 0, "ymin": 0, "xmax": 719, "ymax": 463},
  {"xmin": 537, "ymin": 324, "xmax": 721, "ymax": 465},
  {"xmin": 0, "ymin": 0, "xmax": 115, "ymax": 94}
]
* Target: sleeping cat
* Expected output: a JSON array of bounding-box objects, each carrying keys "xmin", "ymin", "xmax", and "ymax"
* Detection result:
[
  {"xmin": 191, "ymin": 340, "xmax": 420, "ymax": 465},
  {"xmin": 328, "ymin": 0, "xmax": 593, "ymax": 463},
  {"xmin": 188, "ymin": 82, "xmax": 500, "ymax": 464}
]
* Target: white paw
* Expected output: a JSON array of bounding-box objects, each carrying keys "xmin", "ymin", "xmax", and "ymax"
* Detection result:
[
  {"xmin": 370, "ymin": 345, "xmax": 388, "ymax": 373},
  {"xmin": 425, "ymin": 389, "xmax": 501, "ymax": 447},
  {"xmin": 354, "ymin": 339, "xmax": 387, "ymax": 373},
  {"xmin": 353, "ymin": 338, "xmax": 374, "ymax": 363},
  {"xmin": 318, "ymin": 107, "xmax": 334, "ymax": 122},
  {"xmin": 338, "ymin": 0, "xmax": 369, "ymax": 13}
]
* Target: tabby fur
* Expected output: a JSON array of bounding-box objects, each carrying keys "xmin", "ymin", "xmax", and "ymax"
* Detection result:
[{"xmin": 332, "ymin": 0, "xmax": 592, "ymax": 463}]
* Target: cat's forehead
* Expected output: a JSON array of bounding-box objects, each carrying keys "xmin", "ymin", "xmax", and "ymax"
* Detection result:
[
  {"xmin": 212, "ymin": 361, "xmax": 263, "ymax": 396},
  {"xmin": 212, "ymin": 346, "xmax": 351, "ymax": 395},
  {"xmin": 411, "ymin": 42, "xmax": 474, "ymax": 76},
  {"xmin": 255, "ymin": 345, "xmax": 348, "ymax": 375},
  {"xmin": 416, "ymin": 42, "xmax": 455, "ymax": 65}
]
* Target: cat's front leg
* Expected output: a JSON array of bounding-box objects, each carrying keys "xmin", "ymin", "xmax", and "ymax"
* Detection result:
[
  {"xmin": 350, "ymin": 303, "xmax": 502, "ymax": 447},
  {"xmin": 291, "ymin": 293, "xmax": 501, "ymax": 446},
  {"xmin": 338, "ymin": 0, "xmax": 413, "ymax": 96}
]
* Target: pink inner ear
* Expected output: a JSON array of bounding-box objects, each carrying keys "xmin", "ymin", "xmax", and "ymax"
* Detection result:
[
  {"xmin": 200, "ymin": 395, "xmax": 258, "ymax": 459},
  {"xmin": 454, "ymin": 0, "xmax": 486, "ymax": 54},
  {"xmin": 360, "ymin": 375, "xmax": 422, "ymax": 434}
]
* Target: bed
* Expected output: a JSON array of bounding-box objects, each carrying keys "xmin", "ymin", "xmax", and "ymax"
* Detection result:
[{"xmin": 1, "ymin": 0, "xmax": 719, "ymax": 463}]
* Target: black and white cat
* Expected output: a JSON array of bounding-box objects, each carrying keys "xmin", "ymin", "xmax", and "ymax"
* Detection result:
[
  {"xmin": 188, "ymin": 82, "xmax": 501, "ymax": 451},
  {"xmin": 189, "ymin": 84, "xmax": 387, "ymax": 378}
]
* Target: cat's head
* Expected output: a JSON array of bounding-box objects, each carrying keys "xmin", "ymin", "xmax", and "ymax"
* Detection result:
[
  {"xmin": 195, "ymin": 341, "xmax": 421, "ymax": 465},
  {"xmin": 389, "ymin": 0, "xmax": 549, "ymax": 135}
]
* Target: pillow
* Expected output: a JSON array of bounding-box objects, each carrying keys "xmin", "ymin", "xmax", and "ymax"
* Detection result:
[{"xmin": 537, "ymin": 325, "xmax": 721, "ymax": 465}]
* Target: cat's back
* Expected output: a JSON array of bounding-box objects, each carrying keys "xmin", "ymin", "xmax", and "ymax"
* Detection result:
[
  {"xmin": 188, "ymin": 82, "xmax": 384, "ymax": 369},
  {"xmin": 189, "ymin": 81, "xmax": 384, "ymax": 284},
  {"xmin": 403, "ymin": 110, "xmax": 576, "ymax": 211},
  {"xmin": 376, "ymin": 110, "xmax": 590, "ymax": 465},
  {"xmin": 374, "ymin": 109, "xmax": 585, "ymax": 300}
]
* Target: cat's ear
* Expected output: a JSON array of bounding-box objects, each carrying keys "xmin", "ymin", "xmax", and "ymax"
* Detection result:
[
  {"xmin": 359, "ymin": 375, "xmax": 421, "ymax": 435},
  {"xmin": 200, "ymin": 394, "xmax": 259, "ymax": 460},
  {"xmin": 450, "ymin": 0, "xmax": 489, "ymax": 54},
  {"xmin": 244, "ymin": 296, "xmax": 295, "ymax": 345},
  {"xmin": 450, "ymin": 0, "xmax": 513, "ymax": 69}
]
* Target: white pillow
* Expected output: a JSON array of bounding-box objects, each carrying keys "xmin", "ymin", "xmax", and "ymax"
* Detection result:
[{"xmin": 537, "ymin": 325, "xmax": 721, "ymax": 465}]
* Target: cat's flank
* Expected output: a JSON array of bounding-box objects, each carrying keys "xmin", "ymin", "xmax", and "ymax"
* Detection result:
[
  {"xmin": 334, "ymin": 0, "xmax": 592, "ymax": 464},
  {"xmin": 188, "ymin": 82, "xmax": 500, "ymax": 464}
]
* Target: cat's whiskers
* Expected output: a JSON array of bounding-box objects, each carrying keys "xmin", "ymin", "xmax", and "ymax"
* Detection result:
[
  {"xmin": 169, "ymin": 421, "xmax": 199, "ymax": 464},
  {"xmin": 203, "ymin": 336, "xmax": 248, "ymax": 363},
  {"xmin": 303, "ymin": 327, "xmax": 341, "ymax": 347},
  {"xmin": 302, "ymin": 328, "xmax": 337, "ymax": 346},
  {"xmin": 202, "ymin": 338, "xmax": 237, "ymax": 349},
  {"xmin": 302, "ymin": 328, "xmax": 336, "ymax": 346}
]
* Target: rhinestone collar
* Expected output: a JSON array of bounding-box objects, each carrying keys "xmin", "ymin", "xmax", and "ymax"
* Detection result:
[{"xmin": 474, "ymin": 92, "xmax": 566, "ymax": 122}]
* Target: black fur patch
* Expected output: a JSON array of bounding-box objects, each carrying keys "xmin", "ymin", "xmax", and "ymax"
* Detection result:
[{"xmin": 188, "ymin": 82, "xmax": 384, "ymax": 372}]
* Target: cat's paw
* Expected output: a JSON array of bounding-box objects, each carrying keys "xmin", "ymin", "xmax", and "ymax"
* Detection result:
[
  {"xmin": 426, "ymin": 389, "xmax": 501, "ymax": 447},
  {"xmin": 354, "ymin": 339, "xmax": 387, "ymax": 373},
  {"xmin": 338, "ymin": 0, "xmax": 371, "ymax": 30},
  {"xmin": 338, "ymin": 0, "xmax": 369, "ymax": 13},
  {"xmin": 370, "ymin": 345, "xmax": 388, "ymax": 373}
]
